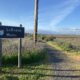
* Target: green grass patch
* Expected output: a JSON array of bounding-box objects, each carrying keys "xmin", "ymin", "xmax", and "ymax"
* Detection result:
[
  {"xmin": 47, "ymin": 41, "xmax": 80, "ymax": 54},
  {"xmin": 2, "ymin": 49, "xmax": 47, "ymax": 66},
  {"xmin": 0, "ymin": 48, "xmax": 52, "ymax": 80},
  {"xmin": 0, "ymin": 62, "xmax": 51, "ymax": 80}
]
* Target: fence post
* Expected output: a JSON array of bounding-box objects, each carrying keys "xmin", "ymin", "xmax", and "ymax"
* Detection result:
[
  {"xmin": 0, "ymin": 22, "xmax": 2, "ymax": 67},
  {"xmin": 18, "ymin": 24, "xmax": 22, "ymax": 68}
]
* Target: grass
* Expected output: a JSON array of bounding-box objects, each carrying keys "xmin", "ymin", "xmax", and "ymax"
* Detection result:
[
  {"xmin": 54, "ymin": 38, "xmax": 80, "ymax": 50},
  {"xmin": 47, "ymin": 40, "xmax": 80, "ymax": 53},
  {"xmin": 2, "ymin": 38, "xmax": 47, "ymax": 65},
  {"xmin": 47, "ymin": 41, "xmax": 75, "ymax": 53},
  {"xmin": 47, "ymin": 41, "xmax": 62, "ymax": 51},
  {"xmin": 1, "ymin": 35, "xmax": 80, "ymax": 80},
  {"xmin": 0, "ymin": 64, "xmax": 52, "ymax": 80},
  {"xmin": 0, "ymin": 38, "xmax": 53, "ymax": 80},
  {"xmin": 0, "ymin": 50, "xmax": 52, "ymax": 80},
  {"xmin": 47, "ymin": 41, "xmax": 80, "ymax": 61},
  {"xmin": 2, "ymin": 49, "xmax": 47, "ymax": 66},
  {"xmin": 47, "ymin": 41, "xmax": 80, "ymax": 55}
]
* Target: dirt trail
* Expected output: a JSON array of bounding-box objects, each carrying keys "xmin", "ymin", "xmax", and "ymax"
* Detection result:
[{"xmin": 46, "ymin": 45, "xmax": 80, "ymax": 80}]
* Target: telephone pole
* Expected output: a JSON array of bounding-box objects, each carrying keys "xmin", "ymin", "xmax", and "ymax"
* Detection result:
[{"xmin": 34, "ymin": 0, "xmax": 39, "ymax": 43}]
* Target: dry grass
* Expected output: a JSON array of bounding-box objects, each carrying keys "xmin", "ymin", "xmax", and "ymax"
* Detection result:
[
  {"xmin": 2, "ymin": 38, "xmax": 45, "ymax": 56},
  {"xmin": 47, "ymin": 41, "xmax": 80, "ymax": 61},
  {"xmin": 0, "ymin": 37, "xmax": 53, "ymax": 80}
]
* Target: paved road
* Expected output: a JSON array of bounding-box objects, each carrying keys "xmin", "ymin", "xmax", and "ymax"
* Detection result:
[{"xmin": 46, "ymin": 45, "xmax": 80, "ymax": 80}]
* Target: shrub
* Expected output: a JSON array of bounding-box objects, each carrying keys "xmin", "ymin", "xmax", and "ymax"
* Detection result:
[
  {"xmin": 2, "ymin": 55, "xmax": 18, "ymax": 66},
  {"xmin": 2, "ymin": 49, "xmax": 47, "ymax": 66},
  {"xmin": 60, "ymin": 43, "xmax": 73, "ymax": 51},
  {"xmin": 42, "ymin": 35, "xmax": 56, "ymax": 41}
]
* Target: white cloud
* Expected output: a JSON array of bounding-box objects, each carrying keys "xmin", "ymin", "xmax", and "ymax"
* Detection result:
[{"xmin": 50, "ymin": 0, "xmax": 80, "ymax": 27}]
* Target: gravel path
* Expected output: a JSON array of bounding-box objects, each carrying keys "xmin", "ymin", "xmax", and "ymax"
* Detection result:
[{"xmin": 46, "ymin": 45, "xmax": 80, "ymax": 80}]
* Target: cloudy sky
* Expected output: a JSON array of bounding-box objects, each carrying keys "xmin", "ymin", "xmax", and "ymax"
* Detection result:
[{"xmin": 0, "ymin": 0, "xmax": 80, "ymax": 34}]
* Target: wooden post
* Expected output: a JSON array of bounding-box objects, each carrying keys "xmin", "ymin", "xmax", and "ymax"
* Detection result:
[
  {"xmin": 18, "ymin": 24, "xmax": 22, "ymax": 68},
  {"xmin": 0, "ymin": 22, "xmax": 2, "ymax": 67},
  {"xmin": 34, "ymin": 0, "xmax": 39, "ymax": 44}
]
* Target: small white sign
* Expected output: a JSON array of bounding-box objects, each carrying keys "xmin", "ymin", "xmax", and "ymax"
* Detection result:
[{"xmin": 0, "ymin": 30, "xmax": 4, "ymax": 36}]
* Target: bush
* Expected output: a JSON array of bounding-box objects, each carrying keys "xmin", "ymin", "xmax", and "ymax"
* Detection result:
[
  {"xmin": 2, "ymin": 55, "xmax": 18, "ymax": 66},
  {"xmin": 2, "ymin": 50, "xmax": 47, "ymax": 66},
  {"xmin": 22, "ymin": 50, "xmax": 46, "ymax": 64},
  {"xmin": 42, "ymin": 35, "xmax": 56, "ymax": 41},
  {"xmin": 60, "ymin": 43, "xmax": 73, "ymax": 51}
]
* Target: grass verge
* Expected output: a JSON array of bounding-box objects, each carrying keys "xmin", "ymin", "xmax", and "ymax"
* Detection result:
[
  {"xmin": 2, "ymin": 49, "xmax": 47, "ymax": 66},
  {"xmin": 0, "ymin": 48, "xmax": 52, "ymax": 80},
  {"xmin": 0, "ymin": 64, "xmax": 52, "ymax": 80},
  {"xmin": 47, "ymin": 41, "xmax": 80, "ymax": 61}
]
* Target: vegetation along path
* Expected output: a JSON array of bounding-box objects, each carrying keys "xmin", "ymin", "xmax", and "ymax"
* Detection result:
[{"xmin": 46, "ymin": 43, "xmax": 80, "ymax": 80}]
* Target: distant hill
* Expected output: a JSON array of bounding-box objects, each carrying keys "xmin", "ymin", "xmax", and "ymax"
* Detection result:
[
  {"xmin": 26, "ymin": 29, "xmax": 59, "ymax": 34},
  {"xmin": 25, "ymin": 29, "xmax": 80, "ymax": 35}
]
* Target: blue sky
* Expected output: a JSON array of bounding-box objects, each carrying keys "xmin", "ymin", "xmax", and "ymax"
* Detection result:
[{"xmin": 0, "ymin": 0, "xmax": 80, "ymax": 34}]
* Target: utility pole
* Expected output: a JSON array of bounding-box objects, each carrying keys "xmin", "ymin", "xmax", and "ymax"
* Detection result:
[{"xmin": 34, "ymin": 0, "xmax": 39, "ymax": 44}]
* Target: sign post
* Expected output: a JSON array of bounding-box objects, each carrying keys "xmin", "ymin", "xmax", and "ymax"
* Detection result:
[
  {"xmin": 0, "ymin": 22, "xmax": 2, "ymax": 67},
  {"xmin": 0, "ymin": 23, "xmax": 24, "ymax": 68},
  {"xmin": 18, "ymin": 24, "xmax": 22, "ymax": 68}
]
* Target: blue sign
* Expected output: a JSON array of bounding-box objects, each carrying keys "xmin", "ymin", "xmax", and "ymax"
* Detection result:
[{"xmin": 0, "ymin": 25, "xmax": 24, "ymax": 38}]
